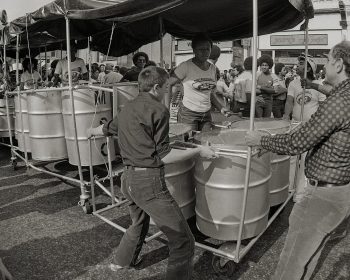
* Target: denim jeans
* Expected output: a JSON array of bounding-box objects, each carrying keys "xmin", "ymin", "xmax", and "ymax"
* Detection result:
[
  {"xmin": 114, "ymin": 167, "xmax": 195, "ymax": 280},
  {"xmin": 177, "ymin": 103, "xmax": 212, "ymax": 131},
  {"xmin": 255, "ymin": 96, "xmax": 273, "ymax": 118},
  {"xmin": 272, "ymin": 181, "xmax": 350, "ymax": 280},
  {"xmin": 272, "ymin": 99, "xmax": 286, "ymax": 118}
]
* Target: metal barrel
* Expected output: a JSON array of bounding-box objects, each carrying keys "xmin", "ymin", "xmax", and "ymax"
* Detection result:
[
  {"xmin": 194, "ymin": 130, "xmax": 271, "ymax": 241},
  {"xmin": 0, "ymin": 100, "xmax": 15, "ymax": 137},
  {"xmin": 229, "ymin": 119, "xmax": 291, "ymax": 206},
  {"xmin": 27, "ymin": 90, "xmax": 68, "ymax": 161},
  {"xmin": 14, "ymin": 93, "xmax": 31, "ymax": 152},
  {"xmin": 62, "ymin": 88, "xmax": 115, "ymax": 166}
]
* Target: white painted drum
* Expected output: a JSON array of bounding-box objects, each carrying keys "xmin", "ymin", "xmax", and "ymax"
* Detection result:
[
  {"xmin": 27, "ymin": 90, "xmax": 67, "ymax": 161},
  {"xmin": 0, "ymin": 101, "xmax": 15, "ymax": 137},
  {"xmin": 15, "ymin": 93, "xmax": 31, "ymax": 152},
  {"xmin": 62, "ymin": 88, "xmax": 115, "ymax": 166}
]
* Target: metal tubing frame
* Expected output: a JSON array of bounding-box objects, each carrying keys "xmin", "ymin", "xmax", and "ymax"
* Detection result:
[{"xmin": 64, "ymin": 16, "xmax": 89, "ymax": 202}]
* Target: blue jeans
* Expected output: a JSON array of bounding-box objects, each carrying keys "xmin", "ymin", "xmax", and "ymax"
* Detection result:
[
  {"xmin": 115, "ymin": 167, "xmax": 195, "ymax": 280},
  {"xmin": 177, "ymin": 103, "xmax": 212, "ymax": 131},
  {"xmin": 255, "ymin": 96, "xmax": 273, "ymax": 118},
  {"xmin": 272, "ymin": 181, "xmax": 350, "ymax": 280}
]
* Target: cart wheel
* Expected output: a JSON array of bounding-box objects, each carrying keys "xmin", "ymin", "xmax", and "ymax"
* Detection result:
[
  {"xmin": 12, "ymin": 160, "xmax": 17, "ymax": 171},
  {"xmin": 211, "ymin": 255, "xmax": 237, "ymax": 277},
  {"xmin": 82, "ymin": 201, "xmax": 93, "ymax": 214}
]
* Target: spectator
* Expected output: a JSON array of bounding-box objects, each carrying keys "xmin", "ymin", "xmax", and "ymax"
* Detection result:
[
  {"xmin": 121, "ymin": 52, "xmax": 149, "ymax": 82},
  {"xmin": 103, "ymin": 63, "xmax": 122, "ymax": 84},
  {"xmin": 97, "ymin": 64, "xmax": 106, "ymax": 82},
  {"xmin": 256, "ymin": 54, "xmax": 275, "ymax": 118},
  {"xmin": 20, "ymin": 58, "xmax": 42, "ymax": 90},
  {"xmin": 272, "ymin": 63, "xmax": 288, "ymax": 118}
]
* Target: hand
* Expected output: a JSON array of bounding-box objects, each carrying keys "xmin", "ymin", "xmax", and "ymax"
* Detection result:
[
  {"xmin": 220, "ymin": 107, "xmax": 232, "ymax": 116},
  {"xmin": 87, "ymin": 125, "xmax": 104, "ymax": 138},
  {"xmin": 245, "ymin": 131, "xmax": 265, "ymax": 146},
  {"xmin": 300, "ymin": 78, "xmax": 312, "ymax": 89},
  {"xmin": 199, "ymin": 145, "xmax": 218, "ymax": 159}
]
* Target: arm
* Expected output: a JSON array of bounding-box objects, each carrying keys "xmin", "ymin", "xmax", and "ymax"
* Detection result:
[
  {"xmin": 283, "ymin": 95, "xmax": 294, "ymax": 120},
  {"xmin": 162, "ymin": 146, "xmax": 217, "ymax": 164},
  {"xmin": 246, "ymin": 96, "xmax": 343, "ymax": 155},
  {"xmin": 166, "ymin": 74, "xmax": 182, "ymax": 109}
]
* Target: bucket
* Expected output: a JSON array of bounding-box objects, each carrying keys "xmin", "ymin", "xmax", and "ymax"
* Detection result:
[
  {"xmin": 229, "ymin": 119, "xmax": 291, "ymax": 206},
  {"xmin": 194, "ymin": 129, "xmax": 271, "ymax": 241},
  {"xmin": 27, "ymin": 90, "xmax": 67, "ymax": 161},
  {"xmin": 15, "ymin": 93, "xmax": 31, "ymax": 152},
  {"xmin": 62, "ymin": 88, "xmax": 115, "ymax": 166}
]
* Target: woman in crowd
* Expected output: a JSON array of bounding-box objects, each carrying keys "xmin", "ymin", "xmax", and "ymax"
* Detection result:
[
  {"xmin": 167, "ymin": 34, "xmax": 229, "ymax": 131},
  {"xmin": 20, "ymin": 58, "xmax": 42, "ymax": 90}
]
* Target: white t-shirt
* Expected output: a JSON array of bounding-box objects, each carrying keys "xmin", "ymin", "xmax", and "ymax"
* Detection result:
[
  {"xmin": 233, "ymin": 71, "xmax": 252, "ymax": 103},
  {"xmin": 216, "ymin": 78, "xmax": 229, "ymax": 96},
  {"xmin": 287, "ymin": 78, "xmax": 326, "ymax": 121},
  {"xmin": 20, "ymin": 71, "xmax": 41, "ymax": 89},
  {"xmin": 55, "ymin": 57, "xmax": 87, "ymax": 83},
  {"xmin": 174, "ymin": 59, "xmax": 217, "ymax": 112}
]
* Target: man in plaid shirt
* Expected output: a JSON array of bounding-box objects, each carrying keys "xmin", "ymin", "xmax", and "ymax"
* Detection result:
[{"xmin": 245, "ymin": 41, "xmax": 350, "ymax": 280}]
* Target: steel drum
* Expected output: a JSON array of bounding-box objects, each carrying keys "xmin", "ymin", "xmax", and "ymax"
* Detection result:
[
  {"xmin": 194, "ymin": 129, "xmax": 271, "ymax": 241},
  {"xmin": 15, "ymin": 93, "xmax": 31, "ymax": 152},
  {"xmin": 229, "ymin": 119, "xmax": 291, "ymax": 206},
  {"xmin": 27, "ymin": 90, "xmax": 67, "ymax": 161},
  {"xmin": 62, "ymin": 88, "xmax": 115, "ymax": 166},
  {"xmin": 0, "ymin": 100, "xmax": 15, "ymax": 137}
]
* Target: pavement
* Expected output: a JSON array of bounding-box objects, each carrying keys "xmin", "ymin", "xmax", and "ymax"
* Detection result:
[{"xmin": 0, "ymin": 143, "xmax": 349, "ymax": 280}]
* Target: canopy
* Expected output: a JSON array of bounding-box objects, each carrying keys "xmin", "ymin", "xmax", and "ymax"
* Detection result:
[{"xmin": 7, "ymin": 0, "xmax": 314, "ymax": 57}]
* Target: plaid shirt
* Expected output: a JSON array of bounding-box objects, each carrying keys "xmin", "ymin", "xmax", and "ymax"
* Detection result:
[{"xmin": 261, "ymin": 78, "xmax": 350, "ymax": 184}]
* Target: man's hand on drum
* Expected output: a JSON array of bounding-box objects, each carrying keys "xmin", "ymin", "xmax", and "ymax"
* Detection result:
[
  {"xmin": 86, "ymin": 125, "xmax": 104, "ymax": 138},
  {"xmin": 245, "ymin": 131, "xmax": 265, "ymax": 147},
  {"xmin": 199, "ymin": 145, "xmax": 218, "ymax": 159},
  {"xmin": 220, "ymin": 107, "xmax": 233, "ymax": 117}
]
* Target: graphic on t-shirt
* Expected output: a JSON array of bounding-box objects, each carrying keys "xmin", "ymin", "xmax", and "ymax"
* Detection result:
[
  {"xmin": 192, "ymin": 78, "xmax": 216, "ymax": 91},
  {"xmin": 296, "ymin": 90, "xmax": 312, "ymax": 105},
  {"xmin": 64, "ymin": 67, "xmax": 81, "ymax": 82}
]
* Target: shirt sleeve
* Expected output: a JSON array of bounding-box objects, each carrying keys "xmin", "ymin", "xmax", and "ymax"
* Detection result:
[
  {"xmin": 174, "ymin": 61, "xmax": 188, "ymax": 81},
  {"xmin": 102, "ymin": 119, "xmax": 118, "ymax": 136},
  {"xmin": 260, "ymin": 95, "xmax": 343, "ymax": 155},
  {"xmin": 154, "ymin": 110, "xmax": 171, "ymax": 159},
  {"xmin": 245, "ymin": 78, "xmax": 252, "ymax": 93},
  {"xmin": 54, "ymin": 60, "xmax": 62, "ymax": 75}
]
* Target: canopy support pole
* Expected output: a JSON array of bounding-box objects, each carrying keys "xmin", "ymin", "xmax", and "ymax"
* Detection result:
[
  {"xmin": 300, "ymin": 19, "xmax": 309, "ymax": 123},
  {"xmin": 235, "ymin": 0, "xmax": 259, "ymax": 262},
  {"xmin": 64, "ymin": 16, "xmax": 89, "ymax": 204},
  {"xmin": 88, "ymin": 36, "xmax": 92, "ymax": 83},
  {"xmin": 160, "ymin": 17, "xmax": 164, "ymax": 68}
]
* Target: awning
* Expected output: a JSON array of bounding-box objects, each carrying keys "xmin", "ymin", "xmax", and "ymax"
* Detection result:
[{"xmin": 6, "ymin": 0, "xmax": 313, "ymax": 57}]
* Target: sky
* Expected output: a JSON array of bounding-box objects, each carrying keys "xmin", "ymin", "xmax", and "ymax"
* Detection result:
[{"xmin": 2, "ymin": 0, "xmax": 53, "ymax": 21}]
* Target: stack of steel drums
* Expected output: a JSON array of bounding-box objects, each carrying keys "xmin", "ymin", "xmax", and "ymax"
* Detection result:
[
  {"xmin": 62, "ymin": 88, "xmax": 115, "ymax": 166},
  {"xmin": 15, "ymin": 93, "xmax": 31, "ymax": 152},
  {"xmin": 27, "ymin": 90, "xmax": 67, "ymax": 161},
  {"xmin": 229, "ymin": 119, "xmax": 291, "ymax": 206},
  {"xmin": 194, "ymin": 129, "xmax": 271, "ymax": 240}
]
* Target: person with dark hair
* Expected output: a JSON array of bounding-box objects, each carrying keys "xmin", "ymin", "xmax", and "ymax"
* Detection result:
[
  {"xmin": 97, "ymin": 64, "xmax": 106, "ymax": 82},
  {"xmin": 167, "ymin": 33, "xmax": 229, "ymax": 131},
  {"xmin": 20, "ymin": 58, "xmax": 42, "ymax": 89},
  {"xmin": 230, "ymin": 57, "xmax": 253, "ymax": 117},
  {"xmin": 256, "ymin": 54, "xmax": 275, "ymax": 117},
  {"xmin": 272, "ymin": 62, "xmax": 288, "ymax": 118},
  {"xmin": 87, "ymin": 66, "xmax": 217, "ymax": 280},
  {"xmin": 47, "ymin": 59, "xmax": 59, "ymax": 82},
  {"xmin": 284, "ymin": 56, "xmax": 327, "ymax": 203},
  {"xmin": 121, "ymin": 52, "xmax": 149, "ymax": 82},
  {"xmin": 53, "ymin": 43, "xmax": 88, "ymax": 86},
  {"xmin": 245, "ymin": 40, "xmax": 350, "ymax": 280}
]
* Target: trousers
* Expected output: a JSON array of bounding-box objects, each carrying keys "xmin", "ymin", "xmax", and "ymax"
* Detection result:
[
  {"xmin": 272, "ymin": 181, "xmax": 350, "ymax": 280},
  {"xmin": 114, "ymin": 167, "xmax": 195, "ymax": 280}
]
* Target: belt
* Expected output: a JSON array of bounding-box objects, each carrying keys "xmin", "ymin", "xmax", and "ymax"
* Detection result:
[
  {"xmin": 308, "ymin": 179, "xmax": 349, "ymax": 188},
  {"xmin": 125, "ymin": 166, "xmax": 148, "ymax": 171}
]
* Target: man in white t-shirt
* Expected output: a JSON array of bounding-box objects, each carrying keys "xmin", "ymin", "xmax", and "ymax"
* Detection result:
[
  {"xmin": 103, "ymin": 64, "xmax": 122, "ymax": 84},
  {"xmin": 53, "ymin": 43, "xmax": 88, "ymax": 86},
  {"xmin": 284, "ymin": 56, "xmax": 326, "ymax": 202}
]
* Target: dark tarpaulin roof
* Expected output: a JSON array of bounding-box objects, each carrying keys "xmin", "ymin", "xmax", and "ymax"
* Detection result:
[{"xmin": 7, "ymin": 0, "xmax": 313, "ymax": 58}]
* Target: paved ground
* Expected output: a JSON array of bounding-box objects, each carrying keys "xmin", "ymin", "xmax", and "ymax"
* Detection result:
[{"xmin": 0, "ymin": 143, "xmax": 349, "ymax": 280}]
